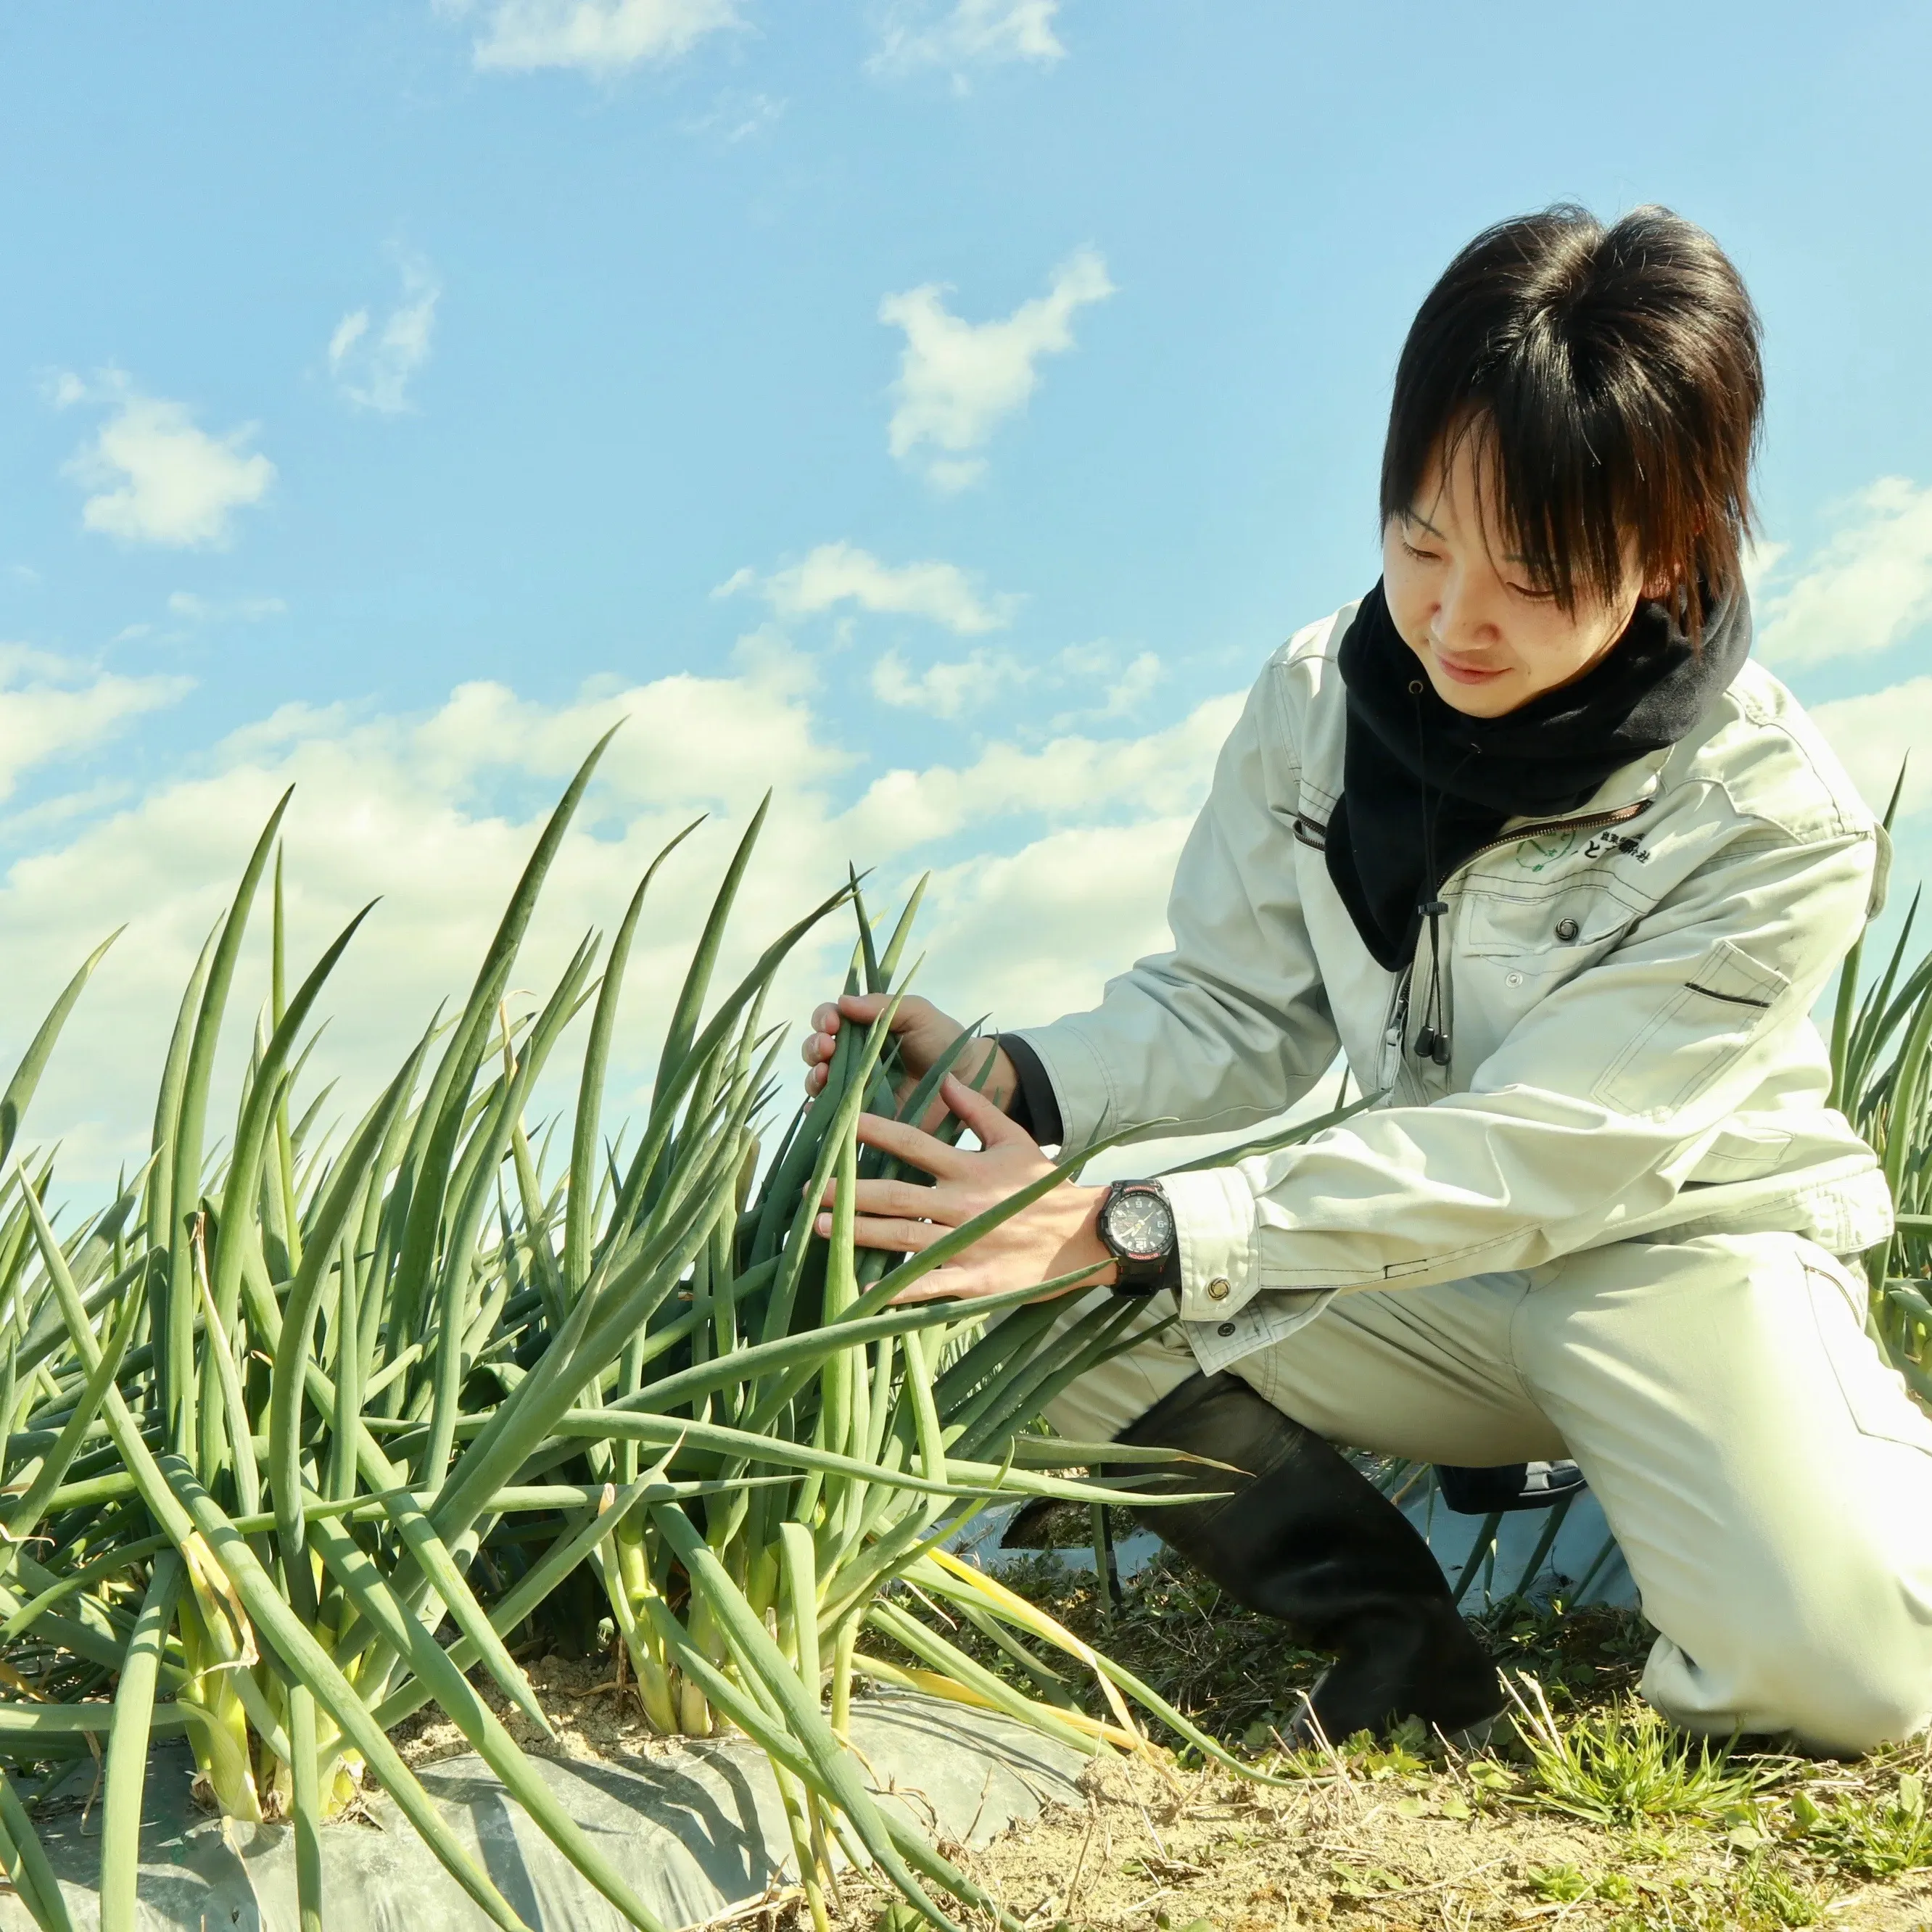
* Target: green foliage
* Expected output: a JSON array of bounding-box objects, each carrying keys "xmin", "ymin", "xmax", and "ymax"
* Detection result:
[
  {"xmin": 1791, "ymin": 1770, "xmax": 1932, "ymax": 1879},
  {"xmin": 1525, "ymin": 1862, "xmax": 1596, "ymax": 1902},
  {"xmin": 0, "ymin": 750, "xmax": 1923, "ymax": 1932},
  {"xmin": 1730, "ymin": 1851, "xmax": 1827, "ymax": 1927},
  {"xmin": 1830, "ymin": 764, "xmax": 1932, "ymax": 1392},
  {"xmin": 0, "ymin": 758, "xmax": 1218, "ymax": 1932},
  {"xmin": 1506, "ymin": 1677, "xmax": 1792, "ymax": 1830}
]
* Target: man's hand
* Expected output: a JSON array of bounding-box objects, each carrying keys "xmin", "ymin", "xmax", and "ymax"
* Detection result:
[
  {"xmin": 817, "ymin": 1075, "xmax": 1112, "ymax": 1305},
  {"xmin": 801, "ymin": 992, "xmax": 1019, "ymax": 1128}
]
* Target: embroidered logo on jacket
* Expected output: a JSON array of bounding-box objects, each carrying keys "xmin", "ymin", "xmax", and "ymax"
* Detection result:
[
  {"xmin": 1584, "ymin": 829, "xmax": 1652, "ymax": 863},
  {"xmin": 1515, "ymin": 829, "xmax": 1580, "ymax": 872}
]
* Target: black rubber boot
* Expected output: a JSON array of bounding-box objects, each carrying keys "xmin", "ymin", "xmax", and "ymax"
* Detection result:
[{"xmin": 1115, "ymin": 1371, "xmax": 1504, "ymax": 1746}]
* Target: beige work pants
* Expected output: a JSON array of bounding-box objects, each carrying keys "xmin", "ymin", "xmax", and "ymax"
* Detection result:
[{"xmin": 1041, "ymin": 1230, "xmax": 1932, "ymax": 1756}]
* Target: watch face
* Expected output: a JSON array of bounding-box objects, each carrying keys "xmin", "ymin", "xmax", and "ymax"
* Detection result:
[{"xmin": 1105, "ymin": 1188, "xmax": 1175, "ymax": 1261}]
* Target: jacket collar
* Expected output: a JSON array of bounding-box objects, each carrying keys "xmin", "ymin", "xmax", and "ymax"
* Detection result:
[{"xmin": 1494, "ymin": 745, "xmax": 1669, "ymax": 835}]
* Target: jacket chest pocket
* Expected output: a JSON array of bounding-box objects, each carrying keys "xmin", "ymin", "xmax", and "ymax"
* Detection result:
[
  {"xmin": 1448, "ymin": 885, "xmax": 1640, "ymax": 1062},
  {"xmin": 1593, "ymin": 938, "xmax": 1791, "ymax": 1118},
  {"xmin": 1458, "ymin": 886, "xmax": 1637, "ymax": 978}
]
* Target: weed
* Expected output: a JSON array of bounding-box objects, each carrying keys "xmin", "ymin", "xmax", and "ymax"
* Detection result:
[
  {"xmin": 1526, "ymin": 1861, "xmax": 1593, "ymax": 1901},
  {"xmin": 1792, "ymin": 1770, "xmax": 1932, "ymax": 1878},
  {"xmin": 1506, "ymin": 1675, "xmax": 1793, "ymax": 1829},
  {"xmin": 1729, "ymin": 1852, "xmax": 1827, "ymax": 1927}
]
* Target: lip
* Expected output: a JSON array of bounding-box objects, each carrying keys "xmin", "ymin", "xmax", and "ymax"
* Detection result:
[{"xmin": 1432, "ymin": 646, "xmax": 1508, "ymax": 686}]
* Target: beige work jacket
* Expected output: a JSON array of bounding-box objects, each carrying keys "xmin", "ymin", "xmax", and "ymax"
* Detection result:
[{"xmin": 1012, "ymin": 600, "xmax": 1895, "ymax": 1374}]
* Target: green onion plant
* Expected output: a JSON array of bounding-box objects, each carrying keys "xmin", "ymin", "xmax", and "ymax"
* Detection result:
[
  {"xmin": 1830, "ymin": 765, "xmax": 1932, "ymax": 1400},
  {"xmin": 0, "ymin": 741, "xmax": 1242, "ymax": 1932}
]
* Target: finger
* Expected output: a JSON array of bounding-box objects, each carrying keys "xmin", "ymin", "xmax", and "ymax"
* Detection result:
[
  {"xmin": 891, "ymin": 1261, "xmax": 1109, "ymax": 1307},
  {"xmin": 805, "ymin": 1063, "xmax": 827, "ymax": 1097},
  {"xmin": 888, "ymin": 1268, "xmax": 984, "ymax": 1305},
  {"xmin": 886, "ymin": 1264, "xmax": 1050, "ymax": 1306},
  {"xmin": 836, "ymin": 993, "xmax": 891, "ymax": 1025},
  {"xmin": 809, "ymin": 1002, "xmax": 843, "ymax": 1036},
  {"xmin": 820, "ymin": 1176, "xmax": 951, "ymax": 1223},
  {"xmin": 942, "ymin": 1073, "xmax": 1029, "ymax": 1147},
  {"xmin": 852, "ymin": 1110, "xmax": 969, "ymax": 1178},
  {"xmin": 818, "ymin": 1212, "xmax": 946, "ymax": 1252}
]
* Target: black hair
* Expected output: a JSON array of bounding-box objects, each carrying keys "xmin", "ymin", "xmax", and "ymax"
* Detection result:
[{"xmin": 1381, "ymin": 205, "xmax": 1763, "ymax": 638}]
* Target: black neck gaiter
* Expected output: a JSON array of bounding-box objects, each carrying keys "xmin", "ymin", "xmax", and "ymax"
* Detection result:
[{"xmin": 1324, "ymin": 580, "xmax": 1752, "ymax": 972}]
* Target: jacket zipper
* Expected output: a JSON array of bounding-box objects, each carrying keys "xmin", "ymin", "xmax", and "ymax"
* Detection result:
[
  {"xmin": 1441, "ymin": 796, "xmax": 1654, "ymax": 880},
  {"xmin": 1338, "ymin": 794, "xmax": 1655, "ymax": 1088}
]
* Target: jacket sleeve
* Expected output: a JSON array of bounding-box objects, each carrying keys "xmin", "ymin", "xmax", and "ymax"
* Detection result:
[
  {"xmin": 1156, "ymin": 817, "xmax": 1881, "ymax": 1324},
  {"xmin": 1009, "ymin": 654, "xmax": 1342, "ymax": 1148}
]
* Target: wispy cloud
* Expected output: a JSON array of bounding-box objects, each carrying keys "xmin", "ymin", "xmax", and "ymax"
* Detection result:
[
  {"xmin": 869, "ymin": 1, "xmax": 1065, "ymax": 83},
  {"xmin": 450, "ymin": 0, "xmax": 740, "ymax": 75},
  {"xmin": 329, "ymin": 253, "xmax": 441, "ymax": 416},
  {"xmin": 1755, "ymin": 477, "xmax": 1932, "ymax": 669},
  {"xmin": 838, "ymin": 689, "xmax": 1236, "ymax": 854},
  {"xmin": 681, "ymin": 88, "xmax": 785, "ymax": 143},
  {"xmin": 870, "ymin": 637, "xmax": 1161, "ymax": 722},
  {"xmin": 1049, "ymin": 643, "xmax": 1160, "ymax": 726},
  {"xmin": 54, "ymin": 372, "xmax": 275, "ymax": 550},
  {"xmin": 0, "ymin": 637, "xmax": 1236, "ymax": 1192},
  {"xmin": 1811, "ymin": 674, "xmax": 1932, "ymax": 825},
  {"xmin": 168, "ymin": 592, "xmax": 288, "ymax": 624},
  {"xmin": 880, "ymin": 248, "xmax": 1114, "ymax": 490},
  {"xmin": 719, "ymin": 542, "xmax": 1019, "ymax": 635},
  {"xmin": 0, "ymin": 645, "xmax": 191, "ymax": 804},
  {"xmin": 871, "ymin": 645, "xmax": 1027, "ymax": 717}
]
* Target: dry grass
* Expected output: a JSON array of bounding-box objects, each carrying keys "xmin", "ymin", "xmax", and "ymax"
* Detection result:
[
  {"xmin": 833, "ymin": 1738, "xmax": 1932, "ymax": 1931},
  {"xmin": 829, "ymin": 1547, "xmax": 1932, "ymax": 1931},
  {"xmin": 392, "ymin": 1542, "xmax": 1932, "ymax": 1931}
]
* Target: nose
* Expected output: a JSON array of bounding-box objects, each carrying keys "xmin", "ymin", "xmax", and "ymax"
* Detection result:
[{"xmin": 1430, "ymin": 566, "xmax": 1502, "ymax": 651}]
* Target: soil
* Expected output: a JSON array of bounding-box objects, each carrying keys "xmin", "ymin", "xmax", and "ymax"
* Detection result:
[
  {"xmin": 389, "ymin": 1648, "xmax": 685, "ymax": 1767},
  {"xmin": 828, "ymin": 1747, "xmax": 1932, "ymax": 1932},
  {"xmin": 388, "ymin": 1556, "xmax": 1932, "ymax": 1931}
]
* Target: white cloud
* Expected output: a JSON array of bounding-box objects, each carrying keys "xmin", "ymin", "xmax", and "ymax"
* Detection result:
[
  {"xmin": 59, "ymin": 375, "xmax": 275, "ymax": 550},
  {"xmin": 0, "ymin": 647, "xmax": 191, "ymax": 806},
  {"xmin": 880, "ymin": 249, "xmax": 1114, "ymax": 489},
  {"xmin": 869, "ymin": 1, "xmax": 1065, "ymax": 81},
  {"xmin": 724, "ymin": 542, "xmax": 1018, "ymax": 634},
  {"xmin": 455, "ymin": 0, "xmax": 738, "ymax": 74},
  {"xmin": 1809, "ymin": 674, "xmax": 1932, "ymax": 825},
  {"xmin": 871, "ymin": 646, "xmax": 1027, "ymax": 717},
  {"xmin": 681, "ymin": 88, "xmax": 784, "ymax": 142},
  {"xmin": 1755, "ymin": 478, "xmax": 1932, "ymax": 668},
  {"xmin": 168, "ymin": 593, "xmax": 287, "ymax": 624},
  {"xmin": 917, "ymin": 819, "xmax": 1186, "ymax": 1036},
  {"xmin": 838, "ymin": 692, "xmax": 1242, "ymax": 853},
  {"xmin": 870, "ymin": 637, "xmax": 1163, "ymax": 724},
  {"xmin": 329, "ymin": 255, "xmax": 441, "ymax": 415},
  {"xmin": 1049, "ymin": 644, "xmax": 1161, "ymax": 726},
  {"xmin": 0, "ymin": 640, "xmax": 1239, "ymax": 1194}
]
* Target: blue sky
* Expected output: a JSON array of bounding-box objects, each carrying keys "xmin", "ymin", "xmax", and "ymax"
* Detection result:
[{"xmin": 2, "ymin": 1, "xmax": 1930, "ymax": 1178}]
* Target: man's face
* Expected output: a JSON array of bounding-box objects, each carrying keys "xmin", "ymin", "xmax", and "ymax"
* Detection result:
[{"xmin": 1382, "ymin": 431, "xmax": 1647, "ymax": 719}]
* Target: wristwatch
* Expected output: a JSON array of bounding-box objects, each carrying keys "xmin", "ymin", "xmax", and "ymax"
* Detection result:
[{"xmin": 1097, "ymin": 1180, "xmax": 1180, "ymax": 1297}]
